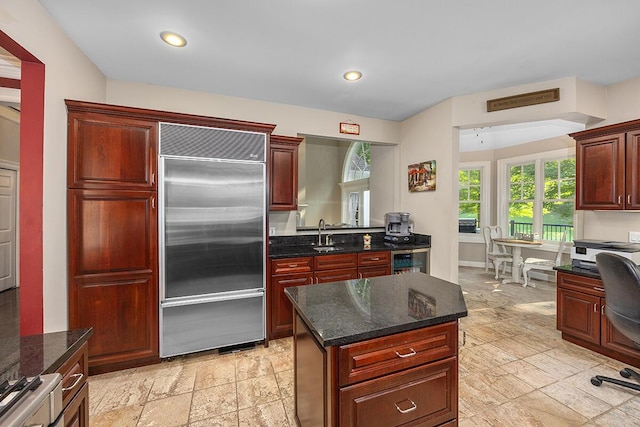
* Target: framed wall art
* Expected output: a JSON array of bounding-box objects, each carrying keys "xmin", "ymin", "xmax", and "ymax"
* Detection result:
[{"xmin": 408, "ymin": 160, "xmax": 436, "ymax": 192}]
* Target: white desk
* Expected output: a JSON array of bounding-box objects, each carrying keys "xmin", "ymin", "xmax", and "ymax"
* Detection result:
[{"xmin": 492, "ymin": 238, "xmax": 542, "ymax": 285}]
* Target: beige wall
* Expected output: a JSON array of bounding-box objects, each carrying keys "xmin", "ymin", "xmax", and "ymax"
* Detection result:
[
  {"xmin": 2, "ymin": 0, "xmax": 107, "ymax": 332},
  {"xmin": 0, "ymin": 109, "xmax": 20, "ymax": 163},
  {"xmin": 400, "ymin": 99, "xmax": 459, "ymax": 282}
]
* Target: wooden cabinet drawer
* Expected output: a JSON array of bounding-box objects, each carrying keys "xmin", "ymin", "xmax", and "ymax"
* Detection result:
[
  {"xmin": 338, "ymin": 321, "xmax": 457, "ymax": 386},
  {"xmin": 316, "ymin": 268, "xmax": 358, "ymax": 284},
  {"xmin": 358, "ymin": 265, "xmax": 390, "ymax": 278},
  {"xmin": 271, "ymin": 257, "xmax": 313, "ymax": 275},
  {"xmin": 340, "ymin": 356, "xmax": 457, "ymax": 427},
  {"xmin": 57, "ymin": 342, "xmax": 89, "ymax": 409},
  {"xmin": 314, "ymin": 253, "xmax": 357, "ymax": 271},
  {"xmin": 557, "ymin": 287, "xmax": 601, "ymax": 344},
  {"xmin": 358, "ymin": 251, "xmax": 390, "ymax": 267},
  {"xmin": 557, "ymin": 272, "xmax": 604, "ymax": 297}
]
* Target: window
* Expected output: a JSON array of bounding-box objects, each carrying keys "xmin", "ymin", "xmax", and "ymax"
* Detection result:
[
  {"xmin": 458, "ymin": 162, "xmax": 490, "ymax": 237},
  {"xmin": 498, "ymin": 149, "xmax": 575, "ymax": 242},
  {"xmin": 459, "ymin": 168, "xmax": 481, "ymax": 233},
  {"xmin": 340, "ymin": 142, "xmax": 371, "ymax": 226}
]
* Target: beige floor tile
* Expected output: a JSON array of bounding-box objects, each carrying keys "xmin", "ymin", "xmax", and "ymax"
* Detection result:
[
  {"xmin": 193, "ymin": 356, "xmax": 236, "ymax": 390},
  {"xmin": 459, "ymin": 372, "xmax": 510, "ymax": 415},
  {"xmin": 189, "ymin": 411, "xmax": 239, "ymax": 427},
  {"xmin": 524, "ymin": 352, "xmax": 583, "ymax": 380},
  {"xmin": 490, "ymin": 337, "xmax": 540, "ymax": 359},
  {"xmin": 472, "ymin": 390, "xmax": 588, "ymax": 427},
  {"xmin": 283, "ymin": 396, "xmax": 296, "ymax": 427},
  {"xmin": 238, "ymin": 400, "xmax": 289, "ymax": 426},
  {"xmin": 541, "ymin": 380, "xmax": 612, "ymax": 419},
  {"xmin": 237, "ymin": 375, "xmax": 281, "ymax": 409},
  {"xmin": 459, "ymin": 342, "xmax": 518, "ymax": 372},
  {"xmin": 137, "ymin": 393, "xmax": 192, "ymax": 426},
  {"xmin": 479, "ymin": 366, "xmax": 536, "ymax": 399},
  {"xmin": 275, "ymin": 369, "xmax": 294, "ymax": 399},
  {"xmin": 189, "ymin": 382, "xmax": 237, "ymax": 423},
  {"xmin": 89, "ymin": 404, "xmax": 143, "ymax": 427},
  {"xmin": 236, "ymin": 353, "xmax": 275, "ymax": 381},
  {"xmin": 267, "ymin": 350, "xmax": 293, "ymax": 373},
  {"xmin": 148, "ymin": 363, "xmax": 197, "ymax": 401},
  {"xmin": 500, "ymin": 359, "xmax": 557, "ymax": 389},
  {"xmin": 94, "ymin": 378, "xmax": 154, "ymax": 413}
]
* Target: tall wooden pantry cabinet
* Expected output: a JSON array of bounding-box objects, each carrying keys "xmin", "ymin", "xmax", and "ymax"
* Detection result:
[{"xmin": 66, "ymin": 100, "xmax": 160, "ymax": 374}]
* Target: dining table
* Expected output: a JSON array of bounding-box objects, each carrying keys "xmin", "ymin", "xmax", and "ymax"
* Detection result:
[{"xmin": 492, "ymin": 238, "xmax": 543, "ymax": 285}]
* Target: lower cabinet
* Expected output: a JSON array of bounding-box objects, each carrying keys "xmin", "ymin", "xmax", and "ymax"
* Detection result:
[
  {"xmin": 63, "ymin": 382, "xmax": 89, "ymax": 427},
  {"xmin": 557, "ymin": 271, "xmax": 640, "ymax": 366},
  {"xmin": 57, "ymin": 342, "xmax": 89, "ymax": 427},
  {"xmin": 294, "ymin": 314, "xmax": 459, "ymax": 426},
  {"xmin": 268, "ymin": 251, "xmax": 390, "ymax": 340}
]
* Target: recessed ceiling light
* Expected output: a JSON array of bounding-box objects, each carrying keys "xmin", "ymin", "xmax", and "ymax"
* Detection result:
[
  {"xmin": 160, "ymin": 31, "xmax": 187, "ymax": 47},
  {"xmin": 343, "ymin": 71, "xmax": 362, "ymax": 81}
]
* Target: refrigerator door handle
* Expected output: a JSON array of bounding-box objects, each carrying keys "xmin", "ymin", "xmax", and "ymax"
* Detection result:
[{"xmin": 162, "ymin": 289, "xmax": 264, "ymax": 308}]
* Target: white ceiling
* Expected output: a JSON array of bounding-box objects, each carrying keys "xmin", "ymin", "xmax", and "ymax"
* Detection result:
[{"xmin": 37, "ymin": 0, "xmax": 640, "ymax": 122}]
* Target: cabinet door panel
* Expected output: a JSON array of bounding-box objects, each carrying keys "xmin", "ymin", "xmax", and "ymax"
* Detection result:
[
  {"xmin": 601, "ymin": 314, "xmax": 640, "ymax": 359},
  {"xmin": 68, "ymin": 113, "xmax": 157, "ymax": 190},
  {"xmin": 269, "ymin": 135, "xmax": 301, "ymax": 211},
  {"xmin": 72, "ymin": 275, "xmax": 158, "ymax": 367},
  {"xmin": 68, "ymin": 190, "xmax": 156, "ymax": 276},
  {"xmin": 270, "ymin": 273, "xmax": 312, "ymax": 339},
  {"xmin": 576, "ymin": 133, "xmax": 625, "ymax": 209},
  {"xmin": 626, "ymin": 130, "xmax": 640, "ymax": 209},
  {"xmin": 340, "ymin": 357, "xmax": 457, "ymax": 427},
  {"xmin": 557, "ymin": 288, "xmax": 600, "ymax": 344}
]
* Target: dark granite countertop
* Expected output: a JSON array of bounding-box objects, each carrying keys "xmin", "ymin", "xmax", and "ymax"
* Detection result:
[
  {"xmin": 0, "ymin": 287, "xmax": 93, "ymax": 381},
  {"xmin": 554, "ymin": 264, "xmax": 601, "ymax": 280},
  {"xmin": 285, "ymin": 272, "xmax": 467, "ymax": 347},
  {"xmin": 0, "ymin": 328, "xmax": 93, "ymax": 382},
  {"xmin": 269, "ymin": 232, "xmax": 431, "ymax": 259}
]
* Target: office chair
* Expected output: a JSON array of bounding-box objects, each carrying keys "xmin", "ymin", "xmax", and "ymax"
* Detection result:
[{"xmin": 591, "ymin": 253, "xmax": 640, "ymax": 392}]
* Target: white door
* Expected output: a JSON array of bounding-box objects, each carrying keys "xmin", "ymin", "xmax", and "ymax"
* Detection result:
[{"xmin": 0, "ymin": 168, "xmax": 17, "ymax": 291}]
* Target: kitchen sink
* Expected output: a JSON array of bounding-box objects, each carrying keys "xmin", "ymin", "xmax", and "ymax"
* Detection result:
[{"xmin": 313, "ymin": 246, "xmax": 341, "ymax": 252}]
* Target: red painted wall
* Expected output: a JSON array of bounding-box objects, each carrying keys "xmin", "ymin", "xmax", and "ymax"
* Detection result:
[{"xmin": 0, "ymin": 31, "xmax": 45, "ymax": 335}]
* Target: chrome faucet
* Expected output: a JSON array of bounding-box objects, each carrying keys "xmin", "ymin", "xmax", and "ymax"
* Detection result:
[{"xmin": 318, "ymin": 218, "xmax": 325, "ymax": 246}]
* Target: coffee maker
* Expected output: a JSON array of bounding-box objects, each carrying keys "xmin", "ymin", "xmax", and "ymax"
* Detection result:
[{"xmin": 384, "ymin": 212, "xmax": 415, "ymax": 244}]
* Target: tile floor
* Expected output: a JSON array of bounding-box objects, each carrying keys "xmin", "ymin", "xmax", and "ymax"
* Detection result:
[{"xmin": 88, "ymin": 267, "xmax": 640, "ymax": 426}]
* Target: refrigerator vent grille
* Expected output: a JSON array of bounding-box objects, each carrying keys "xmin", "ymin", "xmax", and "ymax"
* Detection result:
[{"xmin": 160, "ymin": 123, "xmax": 266, "ymax": 161}]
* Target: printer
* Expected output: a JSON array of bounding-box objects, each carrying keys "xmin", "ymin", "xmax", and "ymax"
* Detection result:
[{"xmin": 571, "ymin": 239, "xmax": 640, "ymax": 271}]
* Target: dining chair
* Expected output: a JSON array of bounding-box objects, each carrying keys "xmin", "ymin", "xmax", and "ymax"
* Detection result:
[
  {"xmin": 521, "ymin": 231, "xmax": 567, "ymax": 287},
  {"xmin": 482, "ymin": 226, "xmax": 514, "ymax": 279}
]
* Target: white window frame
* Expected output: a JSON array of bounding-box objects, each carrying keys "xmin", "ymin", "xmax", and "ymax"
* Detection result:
[
  {"xmin": 497, "ymin": 147, "xmax": 576, "ymax": 251},
  {"xmin": 458, "ymin": 161, "xmax": 490, "ymax": 243}
]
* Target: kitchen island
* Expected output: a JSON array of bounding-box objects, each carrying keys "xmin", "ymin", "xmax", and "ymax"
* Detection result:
[{"xmin": 285, "ymin": 272, "xmax": 467, "ymax": 427}]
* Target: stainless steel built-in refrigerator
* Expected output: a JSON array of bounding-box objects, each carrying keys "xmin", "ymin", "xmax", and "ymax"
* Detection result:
[{"xmin": 159, "ymin": 123, "xmax": 266, "ymax": 357}]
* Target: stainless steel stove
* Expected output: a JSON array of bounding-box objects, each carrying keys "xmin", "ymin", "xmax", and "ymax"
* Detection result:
[{"xmin": 0, "ymin": 373, "xmax": 63, "ymax": 427}]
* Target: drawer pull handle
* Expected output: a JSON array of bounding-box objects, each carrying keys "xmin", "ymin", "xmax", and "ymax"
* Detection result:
[
  {"xmin": 394, "ymin": 348, "xmax": 417, "ymax": 358},
  {"xmin": 395, "ymin": 399, "xmax": 417, "ymax": 414},
  {"xmin": 370, "ymin": 258, "xmax": 380, "ymax": 261},
  {"xmin": 594, "ymin": 287, "xmax": 605, "ymax": 292},
  {"xmin": 62, "ymin": 373, "xmax": 84, "ymax": 392},
  {"xmin": 287, "ymin": 264, "xmax": 299, "ymax": 268}
]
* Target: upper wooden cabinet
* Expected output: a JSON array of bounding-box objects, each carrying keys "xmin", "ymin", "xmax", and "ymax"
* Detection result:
[
  {"xmin": 269, "ymin": 134, "xmax": 302, "ymax": 211},
  {"xmin": 571, "ymin": 119, "xmax": 640, "ymax": 210},
  {"xmin": 67, "ymin": 112, "xmax": 158, "ymax": 190}
]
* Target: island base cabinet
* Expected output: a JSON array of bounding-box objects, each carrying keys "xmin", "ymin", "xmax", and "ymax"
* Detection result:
[
  {"xmin": 293, "ymin": 313, "xmax": 458, "ymax": 426},
  {"xmin": 340, "ymin": 357, "xmax": 457, "ymax": 427},
  {"xmin": 63, "ymin": 382, "xmax": 89, "ymax": 427}
]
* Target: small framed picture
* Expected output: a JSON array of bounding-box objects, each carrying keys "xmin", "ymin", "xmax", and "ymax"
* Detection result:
[{"xmin": 408, "ymin": 160, "xmax": 436, "ymax": 192}]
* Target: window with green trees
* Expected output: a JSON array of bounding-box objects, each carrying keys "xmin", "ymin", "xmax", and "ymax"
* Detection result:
[
  {"xmin": 459, "ymin": 168, "xmax": 481, "ymax": 233},
  {"xmin": 504, "ymin": 155, "xmax": 575, "ymax": 241}
]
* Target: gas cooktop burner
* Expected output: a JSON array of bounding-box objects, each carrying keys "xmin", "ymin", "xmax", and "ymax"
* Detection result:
[
  {"xmin": 0, "ymin": 376, "xmax": 43, "ymax": 418},
  {"xmin": 0, "ymin": 373, "xmax": 62, "ymax": 427}
]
